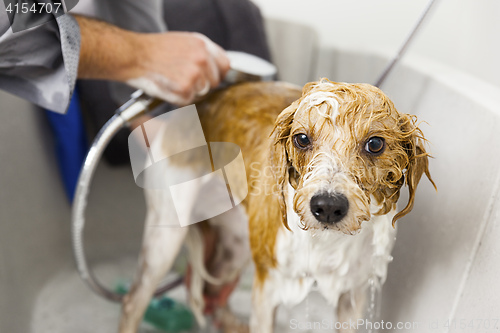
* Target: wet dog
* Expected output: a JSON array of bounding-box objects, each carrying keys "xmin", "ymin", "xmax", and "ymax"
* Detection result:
[{"xmin": 118, "ymin": 79, "xmax": 434, "ymax": 333}]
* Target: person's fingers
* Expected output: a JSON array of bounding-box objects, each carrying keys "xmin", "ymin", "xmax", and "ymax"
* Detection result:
[
  {"xmin": 205, "ymin": 55, "xmax": 220, "ymax": 88},
  {"xmin": 167, "ymin": 62, "xmax": 204, "ymax": 103},
  {"xmin": 131, "ymin": 72, "xmax": 193, "ymax": 105},
  {"xmin": 195, "ymin": 33, "xmax": 229, "ymax": 85},
  {"xmin": 211, "ymin": 42, "xmax": 230, "ymax": 79},
  {"xmin": 127, "ymin": 32, "xmax": 231, "ymax": 104},
  {"xmin": 188, "ymin": 60, "xmax": 210, "ymax": 98},
  {"xmin": 195, "ymin": 79, "xmax": 211, "ymax": 97}
]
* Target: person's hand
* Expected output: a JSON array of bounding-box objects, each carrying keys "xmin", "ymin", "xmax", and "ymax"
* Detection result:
[
  {"xmin": 75, "ymin": 16, "xmax": 230, "ymax": 105},
  {"xmin": 127, "ymin": 32, "xmax": 230, "ymax": 105}
]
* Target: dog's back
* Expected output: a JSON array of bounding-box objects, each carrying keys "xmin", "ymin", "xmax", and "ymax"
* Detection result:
[{"xmin": 197, "ymin": 81, "xmax": 302, "ymax": 158}]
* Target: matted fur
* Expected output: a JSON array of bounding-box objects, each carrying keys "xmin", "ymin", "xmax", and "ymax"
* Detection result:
[
  {"xmin": 119, "ymin": 79, "xmax": 434, "ymax": 333},
  {"xmin": 271, "ymin": 78, "xmax": 435, "ymax": 233},
  {"xmin": 198, "ymin": 78, "xmax": 434, "ymax": 283}
]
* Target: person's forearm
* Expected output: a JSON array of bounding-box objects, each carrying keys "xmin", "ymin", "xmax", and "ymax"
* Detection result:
[
  {"xmin": 72, "ymin": 14, "xmax": 229, "ymax": 105},
  {"xmin": 74, "ymin": 15, "xmax": 140, "ymax": 82}
]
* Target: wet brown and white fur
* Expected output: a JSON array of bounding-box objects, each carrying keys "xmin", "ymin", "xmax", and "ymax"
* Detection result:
[{"xmin": 118, "ymin": 79, "xmax": 434, "ymax": 333}]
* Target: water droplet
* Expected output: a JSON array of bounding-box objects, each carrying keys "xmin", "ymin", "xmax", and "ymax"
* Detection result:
[{"xmin": 365, "ymin": 275, "xmax": 383, "ymax": 333}]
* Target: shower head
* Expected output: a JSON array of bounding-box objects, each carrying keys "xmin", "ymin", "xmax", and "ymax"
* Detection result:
[{"xmin": 224, "ymin": 50, "xmax": 277, "ymax": 84}]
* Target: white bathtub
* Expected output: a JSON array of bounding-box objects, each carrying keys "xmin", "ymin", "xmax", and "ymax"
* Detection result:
[
  {"xmin": 378, "ymin": 56, "xmax": 500, "ymax": 333},
  {"xmin": 1, "ymin": 20, "xmax": 499, "ymax": 333},
  {"xmin": 266, "ymin": 20, "xmax": 500, "ymax": 331}
]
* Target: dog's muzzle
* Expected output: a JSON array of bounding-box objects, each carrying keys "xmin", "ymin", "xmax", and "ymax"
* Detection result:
[{"xmin": 310, "ymin": 192, "xmax": 349, "ymax": 224}]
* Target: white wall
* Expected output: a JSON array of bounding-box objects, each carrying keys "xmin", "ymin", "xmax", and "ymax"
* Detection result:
[{"xmin": 252, "ymin": 0, "xmax": 500, "ymax": 88}]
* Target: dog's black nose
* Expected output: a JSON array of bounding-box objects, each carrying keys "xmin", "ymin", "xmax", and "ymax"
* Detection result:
[{"xmin": 310, "ymin": 193, "xmax": 349, "ymax": 223}]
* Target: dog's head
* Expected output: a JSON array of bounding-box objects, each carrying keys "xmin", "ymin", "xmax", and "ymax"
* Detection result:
[{"xmin": 270, "ymin": 79, "xmax": 434, "ymax": 234}]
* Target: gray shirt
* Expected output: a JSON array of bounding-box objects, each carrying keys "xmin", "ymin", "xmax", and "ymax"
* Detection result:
[
  {"xmin": 0, "ymin": 0, "xmax": 164, "ymax": 113},
  {"xmin": 0, "ymin": 6, "xmax": 80, "ymax": 114}
]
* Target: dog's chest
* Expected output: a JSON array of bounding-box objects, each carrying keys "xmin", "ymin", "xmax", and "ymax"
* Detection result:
[{"xmin": 273, "ymin": 209, "xmax": 396, "ymax": 307}]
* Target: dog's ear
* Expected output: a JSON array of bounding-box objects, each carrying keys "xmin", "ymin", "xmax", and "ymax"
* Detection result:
[
  {"xmin": 270, "ymin": 102, "xmax": 298, "ymax": 231},
  {"xmin": 392, "ymin": 116, "xmax": 436, "ymax": 225}
]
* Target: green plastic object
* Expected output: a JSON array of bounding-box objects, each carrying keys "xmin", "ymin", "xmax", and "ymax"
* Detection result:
[{"xmin": 115, "ymin": 283, "xmax": 195, "ymax": 332}]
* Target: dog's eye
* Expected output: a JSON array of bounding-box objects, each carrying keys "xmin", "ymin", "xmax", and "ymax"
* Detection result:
[
  {"xmin": 293, "ymin": 134, "xmax": 311, "ymax": 149},
  {"xmin": 365, "ymin": 137, "xmax": 385, "ymax": 155}
]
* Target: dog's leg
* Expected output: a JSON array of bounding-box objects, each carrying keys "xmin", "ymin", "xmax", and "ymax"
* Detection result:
[
  {"xmin": 185, "ymin": 210, "xmax": 250, "ymax": 332},
  {"xmin": 118, "ymin": 223, "xmax": 188, "ymax": 333},
  {"xmin": 118, "ymin": 189, "xmax": 189, "ymax": 333},
  {"xmin": 205, "ymin": 214, "xmax": 251, "ymax": 333},
  {"xmin": 250, "ymin": 276, "xmax": 279, "ymax": 333},
  {"xmin": 337, "ymin": 288, "xmax": 367, "ymax": 333}
]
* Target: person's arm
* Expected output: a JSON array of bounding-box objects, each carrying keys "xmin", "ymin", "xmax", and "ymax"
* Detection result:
[{"xmin": 74, "ymin": 15, "xmax": 230, "ymax": 105}]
